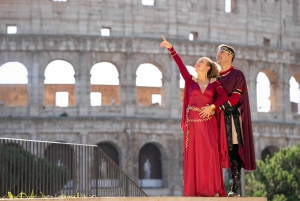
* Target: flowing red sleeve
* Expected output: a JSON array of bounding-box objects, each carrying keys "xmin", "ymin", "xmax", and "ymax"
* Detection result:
[
  {"xmin": 167, "ymin": 46, "xmax": 192, "ymax": 133},
  {"xmin": 228, "ymin": 91, "xmax": 242, "ymax": 106},
  {"xmin": 167, "ymin": 46, "xmax": 192, "ymax": 83},
  {"xmin": 215, "ymin": 73, "xmax": 244, "ymax": 112},
  {"xmin": 228, "ymin": 72, "xmax": 245, "ymax": 106}
]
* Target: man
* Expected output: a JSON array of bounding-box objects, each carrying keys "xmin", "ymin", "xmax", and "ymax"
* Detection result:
[{"xmin": 215, "ymin": 44, "xmax": 256, "ymax": 197}]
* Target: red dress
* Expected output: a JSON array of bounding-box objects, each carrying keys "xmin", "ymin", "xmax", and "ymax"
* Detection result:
[{"xmin": 168, "ymin": 47, "xmax": 229, "ymax": 197}]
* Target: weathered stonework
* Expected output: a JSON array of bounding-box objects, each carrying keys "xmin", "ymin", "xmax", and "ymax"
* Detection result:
[{"xmin": 0, "ymin": 0, "xmax": 300, "ymax": 196}]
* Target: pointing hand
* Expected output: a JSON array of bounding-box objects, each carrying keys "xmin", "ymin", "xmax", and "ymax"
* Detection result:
[{"xmin": 160, "ymin": 36, "xmax": 173, "ymax": 49}]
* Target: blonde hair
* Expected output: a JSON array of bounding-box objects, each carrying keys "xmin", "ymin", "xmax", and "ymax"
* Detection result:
[{"xmin": 203, "ymin": 57, "xmax": 221, "ymax": 79}]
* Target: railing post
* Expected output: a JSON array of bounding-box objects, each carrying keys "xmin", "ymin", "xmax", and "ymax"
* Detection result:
[
  {"xmin": 0, "ymin": 137, "xmax": 147, "ymax": 197},
  {"xmin": 94, "ymin": 147, "xmax": 99, "ymax": 197},
  {"xmin": 125, "ymin": 177, "xmax": 129, "ymax": 196},
  {"xmin": 241, "ymin": 168, "xmax": 245, "ymax": 196}
]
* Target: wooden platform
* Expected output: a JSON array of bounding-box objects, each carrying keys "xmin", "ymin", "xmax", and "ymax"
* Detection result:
[{"xmin": 1, "ymin": 197, "xmax": 267, "ymax": 201}]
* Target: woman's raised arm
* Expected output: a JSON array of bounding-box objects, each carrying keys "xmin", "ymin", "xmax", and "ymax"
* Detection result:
[{"xmin": 160, "ymin": 36, "xmax": 192, "ymax": 82}]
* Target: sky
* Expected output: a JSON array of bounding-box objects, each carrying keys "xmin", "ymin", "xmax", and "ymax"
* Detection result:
[{"xmin": 0, "ymin": 61, "xmax": 299, "ymax": 110}]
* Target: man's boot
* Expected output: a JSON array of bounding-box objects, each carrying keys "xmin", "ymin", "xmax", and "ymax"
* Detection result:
[{"xmin": 228, "ymin": 160, "xmax": 241, "ymax": 197}]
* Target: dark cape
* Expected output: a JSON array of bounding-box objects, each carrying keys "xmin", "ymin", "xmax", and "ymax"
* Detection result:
[{"xmin": 219, "ymin": 67, "xmax": 256, "ymax": 171}]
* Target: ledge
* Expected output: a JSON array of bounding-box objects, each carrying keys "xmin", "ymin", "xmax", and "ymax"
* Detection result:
[{"xmin": 0, "ymin": 197, "xmax": 268, "ymax": 201}]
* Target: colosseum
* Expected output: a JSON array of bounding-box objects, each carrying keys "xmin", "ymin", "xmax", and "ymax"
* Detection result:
[{"xmin": 0, "ymin": 0, "xmax": 299, "ymax": 196}]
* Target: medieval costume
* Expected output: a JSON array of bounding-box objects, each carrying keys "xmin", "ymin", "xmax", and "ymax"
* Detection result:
[
  {"xmin": 168, "ymin": 47, "xmax": 229, "ymax": 197},
  {"xmin": 217, "ymin": 64, "xmax": 256, "ymax": 196}
]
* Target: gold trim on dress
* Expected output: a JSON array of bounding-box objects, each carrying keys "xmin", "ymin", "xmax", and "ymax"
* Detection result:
[{"xmin": 185, "ymin": 105, "xmax": 212, "ymax": 149}]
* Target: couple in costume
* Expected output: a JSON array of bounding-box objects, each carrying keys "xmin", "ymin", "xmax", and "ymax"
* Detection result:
[{"xmin": 160, "ymin": 37, "xmax": 256, "ymax": 197}]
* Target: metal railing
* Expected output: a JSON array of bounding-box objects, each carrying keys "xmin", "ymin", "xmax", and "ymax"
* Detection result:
[{"xmin": 0, "ymin": 138, "xmax": 147, "ymax": 197}]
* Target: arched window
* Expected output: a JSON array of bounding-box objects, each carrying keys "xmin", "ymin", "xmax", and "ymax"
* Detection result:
[
  {"xmin": 225, "ymin": 0, "xmax": 236, "ymax": 13},
  {"xmin": 0, "ymin": 62, "xmax": 28, "ymax": 84},
  {"xmin": 92, "ymin": 142, "xmax": 120, "ymax": 185},
  {"xmin": 138, "ymin": 143, "xmax": 162, "ymax": 188},
  {"xmin": 97, "ymin": 143, "xmax": 119, "ymax": 166},
  {"xmin": 90, "ymin": 62, "xmax": 119, "ymax": 85},
  {"xmin": 136, "ymin": 63, "xmax": 163, "ymax": 106},
  {"xmin": 289, "ymin": 76, "xmax": 300, "ymax": 114},
  {"xmin": 261, "ymin": 145, "xmax": 279, "ymax": 161},
  {"xmin": 136, "ymin": 63, "xmax": 162, "ymax": 87},
  {"xmin": 90, "ymin": 62, "xmax": 120, "ymax": 106},
  {"xmin": 44, "ymin": 60, "xmax": 75, "ymax": 107},
  {"xmin": 0, "ymin": 62, "xmax": 28, "ymax": 106},
  {"xmin": 44, "ymin": 143, "xmax": 74, "ymax": 189},
  {"xmin": 256, "ymin": 72, "xmax": 270, "ymax": 112},
  {"xmin": 179, "ymin": 65, "xmax": 197, "ymax": 101},
  {"xmin": 179, "ymin": 66, "xmax": 197, "ymax": 89},
  {"xmin": 44, "ymin": 60, "xmax": 75, "ymax": 84},
  {"xmin": 142, "ymin": 0, "xmax": 155, "ymax": 6}
]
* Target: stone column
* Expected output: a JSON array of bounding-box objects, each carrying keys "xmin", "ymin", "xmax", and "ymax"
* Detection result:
[
  {"xmin": 28, "ymin": 52, "xmax": 40, "ymax": 116},
  {"xmin": 80, "ymin": 131, "xmax": 92, "ymax": 195},
  {"xmin": 38, "ymin": 52, "xmax": 46, "ymax": 113},
  {"xmin": 75, "ymin": 51, "xmax": 90, "ymax": 116},
  {"xmin": 121, "ymin": 53, "xmax": 137, "ymax": 116},
  {"xmin": 277, "ymin": 65, "xmax": 293, "ymax": 122},
  {"xmin": 279, "ymin": 81, "xmax": 292, "ymax": 121},
  {"xmin": 170, "ymin": 133, "xmax": 183, "ymax": 196},
  {"xmin": 125, "ymin": 128, "xmax": 137, "ymax": 182},
  {"xmin": 247, "ymin": 60, "xmax": 258, "ymax": 120},
  {"xmin": 269, "ymin": 80, "xmax": 280, "ymax": 112},
  {"xmin": 167, "ymin": 55, "xmax": 182, "ymax": 118}
]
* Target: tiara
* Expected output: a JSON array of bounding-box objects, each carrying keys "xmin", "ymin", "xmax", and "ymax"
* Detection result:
[{"xmin": 218, "ymin": 47, "xmax": 235, "ymax": 56}]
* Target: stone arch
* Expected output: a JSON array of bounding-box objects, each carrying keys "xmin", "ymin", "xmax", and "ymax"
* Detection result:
[
  {"xmin": 261, "ymin": 145, "xmax": 280, "ymax": 161},
  {"xmin": 88, "ymin": 132, "xmax": 126, "ymax": 169},
  {"xmin": 257, "ymin": 69, "xmax": 280, "ymax": 112},
  {"xmin": 256, "ymin": 71, "xmax": 271, "ymax": 112},
  {"xmin": 90, "ymin": 62, "xmax": 120, "ymax": 106},
  {"xmin": 290, "ymin": 75, "xmax": 300, "ymax": 114},
  {"xmin": 97, "ymin": 142, "xmax": 120, "ymax": 166},
  {"xmin": 138, "ymin": 141, "xmax": 168, "ymax": 188},
  {"xmin": 179, "ymin": 65, "xmax": 197, "ymax": 101},
  {"xmin": 136, "ymin": 63, "xmax": 163, "ymax": 106},
  {"xmin": 179, "ymin": 65, "xmax": 196, "ymax": 89},
  {"xmin": 88, "ymin": 53, "xmax": 125, "ymax": 83},
  {"xmin": 138, "ymin": 143, "xmax": 162, "ymax": 188},
  {"xmin": 93, "ymin": 142, "xmax": 121, "ymax": 181},
  {"xmin": 44, "ymin": 60, "xmax": 76, "ymax": 107},
  {"xmin": 262, "ymin": 69, "xmax": 279, "ymax": 112},
  {"xmin": 293, "ymin": 74, "xmax": 300, "ymax": 84},
  {"xmin": 0, "ymin": 62, "xmax": 28, "ymax": 106},
  {"xmin": 40, "ymin": 52, "xmax": 78, "ymax": 75},
  {"xmin": 44, "ymin": 142, "xmax": 74, "ymax": 189},
  {"xmin": 262, "ymin": 69, "xmax": 278, "ymax": 82}
]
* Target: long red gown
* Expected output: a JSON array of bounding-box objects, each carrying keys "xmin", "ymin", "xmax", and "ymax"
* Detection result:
[{"xmin": 168, "ymin": 47, "xmax": 228, "ymax": 197}]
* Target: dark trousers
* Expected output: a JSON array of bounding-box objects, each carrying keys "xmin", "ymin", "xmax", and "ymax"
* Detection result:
[{"xmin": 229, "ymin": 144, "xmax": 241, "ymax": 163}]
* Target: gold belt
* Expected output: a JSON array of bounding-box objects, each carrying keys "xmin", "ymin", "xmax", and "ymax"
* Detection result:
[{"xmin": 185, "ymin": 105, "xmax": 212, "ymax": 149}]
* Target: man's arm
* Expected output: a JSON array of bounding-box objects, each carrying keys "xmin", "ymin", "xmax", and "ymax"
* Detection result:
[{"xmin": 216, "ymin": 72, "xmax": 245, "ymax": 112}]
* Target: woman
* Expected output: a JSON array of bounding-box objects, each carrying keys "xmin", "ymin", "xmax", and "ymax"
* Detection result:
[{"xmin": 160, "ymin": 36, "xmax": 229, "ymax": 197}]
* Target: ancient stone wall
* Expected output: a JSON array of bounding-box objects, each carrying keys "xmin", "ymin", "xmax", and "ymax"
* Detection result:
[{"xmin": 0, "ymin": 0, "xmax": 300, "ymax": 196}]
